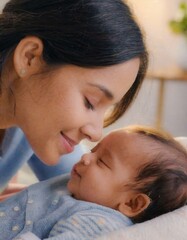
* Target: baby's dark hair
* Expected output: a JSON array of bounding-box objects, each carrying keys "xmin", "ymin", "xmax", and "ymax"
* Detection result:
[{"xmin": 125, "ymin": 125, "xmax": 187, "ymax": 223}]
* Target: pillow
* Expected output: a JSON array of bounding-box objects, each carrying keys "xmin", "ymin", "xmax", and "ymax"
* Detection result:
[{"xmin": 175, "ymin": 136, "xmax": 187, "ymax": 149}]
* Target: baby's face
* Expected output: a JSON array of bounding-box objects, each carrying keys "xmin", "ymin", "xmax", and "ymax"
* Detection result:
[{"xmin": 68, "ymin": 129, "xmax": 150, "ymax": 209}]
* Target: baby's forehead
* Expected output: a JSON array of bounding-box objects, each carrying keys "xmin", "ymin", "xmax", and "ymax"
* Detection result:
[
  {"xmin": 105, "ymin": 129, "xmax": 162, "ymax": 146},
  {"xmin": 100, "ymin": 130, "xmax": 148, "ymax": 154},
  {"xmin": 101, "ymin": 130, "xmax": 160, "ymax": 159}
]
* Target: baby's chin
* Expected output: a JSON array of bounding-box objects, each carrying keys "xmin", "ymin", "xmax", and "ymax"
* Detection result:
[
  {"xmin": 67, "ymin": 181, "xmax": 80, "ymax": 200},
  {"xmin": 67, "ymin": 179, "xmax": 75, "ymax": 196}
]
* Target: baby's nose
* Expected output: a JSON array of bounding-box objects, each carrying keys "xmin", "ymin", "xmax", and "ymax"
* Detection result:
[{"xmin": 81, "ymin": 153, "xmax": 93, "ymax": 165}]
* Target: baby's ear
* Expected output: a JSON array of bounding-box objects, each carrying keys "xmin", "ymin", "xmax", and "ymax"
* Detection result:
[{"xmin": 118, "ymin": 193, "xmax": 151, "ymax": 218}]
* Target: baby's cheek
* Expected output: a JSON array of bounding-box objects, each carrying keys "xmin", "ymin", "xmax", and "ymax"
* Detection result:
[
  {"xmin": 83, "ymin": 183, "xmax": 106, "ymax": 203},
  {"xmin": 79, "ymin": 180, "xmax": 98, "ymax": 201},
  {"xmin": 67, "ymin": 180, "xmax": 76, "ymax": 196}
]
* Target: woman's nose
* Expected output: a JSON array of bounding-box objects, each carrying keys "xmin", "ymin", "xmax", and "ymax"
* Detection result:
[{"xmin": 81, "ymin": 116, "xmax": 103, "ymax": 142}]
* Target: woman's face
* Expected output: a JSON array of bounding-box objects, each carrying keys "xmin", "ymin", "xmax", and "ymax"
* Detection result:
[{"xmin": 12, "ymin": 59, "xmax": 139, "ymax": 164}]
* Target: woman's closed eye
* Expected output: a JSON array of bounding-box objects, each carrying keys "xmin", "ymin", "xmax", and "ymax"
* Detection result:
[{"xmin": 84, "ymin": 97, "xmax": 94, "ymax": 111}]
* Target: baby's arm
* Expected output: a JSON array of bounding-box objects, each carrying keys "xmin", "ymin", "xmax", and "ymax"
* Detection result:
[
  {"xmin": 17, "ymin": 201, "xmax": 129, "ymax": 240},
  {"xmin": 18, "ymin": 213, "xmax": 108, "ymax": 240},
  {"xmin": 47, "ymin": 210, "xmax": 127, "ymax": 240},
  {"xmin": 18, "ymin": 211, "xmax": 127, "ymax": 240}
]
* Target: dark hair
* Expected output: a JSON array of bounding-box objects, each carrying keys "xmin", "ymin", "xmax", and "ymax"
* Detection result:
[
  {"xmin": 0, "ymin": 0, "xmax": 148, "ymax": 126},
  {"xmin": 125, "ymin": 126, "xmax": 187, "ymax": 223}
]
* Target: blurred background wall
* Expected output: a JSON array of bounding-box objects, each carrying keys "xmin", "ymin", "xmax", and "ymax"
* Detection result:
[{"xmin": 105, "ymin": 0, "xmax": 187, "ymax": 138}]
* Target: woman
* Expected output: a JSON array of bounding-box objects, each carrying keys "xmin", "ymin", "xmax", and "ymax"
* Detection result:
[{"xmin": 0, "ymin": 0, "xmax": 148, "ymax": 195}]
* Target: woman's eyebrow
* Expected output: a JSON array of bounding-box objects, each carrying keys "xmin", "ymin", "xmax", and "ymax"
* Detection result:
[{"xmin": 88, "ymin": 83, "xmax": 114, "ymax": 100}]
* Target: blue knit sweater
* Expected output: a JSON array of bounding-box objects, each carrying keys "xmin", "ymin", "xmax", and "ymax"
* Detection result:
[{"xmin": 0, "ymin": 174, "xmax": 132, "ymax": 240}]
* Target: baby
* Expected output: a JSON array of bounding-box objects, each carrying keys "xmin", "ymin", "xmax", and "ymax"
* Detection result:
[{"xmin": 0, "ymin": 125, "xmax": 187, "ymax": 240}]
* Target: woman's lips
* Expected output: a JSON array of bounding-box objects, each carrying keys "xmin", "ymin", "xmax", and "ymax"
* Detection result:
[{"xmin": 60, "ymin": 132, "xmax": 77, "ymax": 153}]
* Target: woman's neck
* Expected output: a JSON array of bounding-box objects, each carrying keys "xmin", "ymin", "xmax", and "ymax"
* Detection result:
[{"xmin": 0, "ymin": 95, "xmax": 15, "ymax": 129}]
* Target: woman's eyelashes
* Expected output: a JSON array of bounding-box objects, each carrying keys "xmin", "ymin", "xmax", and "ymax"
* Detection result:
[{"xmin": 84, "ymin": 97, "xmax": 95, "ymax": 111}]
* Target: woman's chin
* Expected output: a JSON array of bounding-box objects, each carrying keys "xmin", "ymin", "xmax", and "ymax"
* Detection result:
[{"xmin": 35, "ymin": 149, "xmax": 61, "ymax": 166}]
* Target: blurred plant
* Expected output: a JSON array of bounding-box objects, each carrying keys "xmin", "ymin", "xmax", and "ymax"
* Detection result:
[{"xmin": 169, "ymin": 2, "xmax": 187, "ymax": 36}]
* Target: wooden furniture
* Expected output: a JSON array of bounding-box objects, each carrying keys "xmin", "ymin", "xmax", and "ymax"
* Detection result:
[{"xmin": 146, "ymin": 66, "xmax": 187, "ymax": 129}]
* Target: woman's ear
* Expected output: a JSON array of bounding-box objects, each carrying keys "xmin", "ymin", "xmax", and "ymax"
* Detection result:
[
  {"xmin": 118, "ymin": 193, "xmax": 151, "ymax": 218},
  {"xmin": 13, "ymin": 36, "xmax": 45, "ymax": 78}
]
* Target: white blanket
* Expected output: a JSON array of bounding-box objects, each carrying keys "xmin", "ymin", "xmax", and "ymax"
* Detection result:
[{"xmin": 97, "ymin": 137, "xmax": 187, "ymax": 240}]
